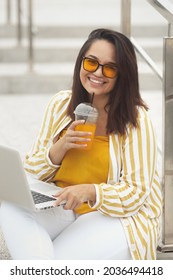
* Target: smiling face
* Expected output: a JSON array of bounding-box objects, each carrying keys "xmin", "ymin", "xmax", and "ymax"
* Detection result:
[{"xmin": 80, "ymin": 39, "xmax": 117, "ymax": 100}]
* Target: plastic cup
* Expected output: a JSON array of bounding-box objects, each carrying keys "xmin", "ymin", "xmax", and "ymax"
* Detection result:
[{"xmin": 74, "ymin": 103, "xmax": 99, "ymax": 149}]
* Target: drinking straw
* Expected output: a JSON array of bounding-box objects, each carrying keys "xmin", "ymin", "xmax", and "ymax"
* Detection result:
[
  {"xmin": 91, "ymin": 92, "xmax": 95, "ymax": 105},
  {"xmin": 83, "ymin": 92, "xmax": 95, "ymax": 123}
]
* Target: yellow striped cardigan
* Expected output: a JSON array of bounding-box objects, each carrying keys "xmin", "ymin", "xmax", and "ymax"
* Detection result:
[{"xmin": 24, "ymin": 90, "xmax": 162, "ymax": 260}]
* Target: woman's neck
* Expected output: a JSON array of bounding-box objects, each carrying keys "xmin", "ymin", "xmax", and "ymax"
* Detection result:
[{"xmin": 92, "ymin": 94, "xmax": 109, "ymax": 113}]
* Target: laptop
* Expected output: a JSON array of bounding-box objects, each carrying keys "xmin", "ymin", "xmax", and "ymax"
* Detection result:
[{"xmin": 0, "ymin": 145, "xmax": 65, "ymax": 211}]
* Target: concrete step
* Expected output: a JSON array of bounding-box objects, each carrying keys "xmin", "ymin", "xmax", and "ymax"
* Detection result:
[
  {"xmin": 0, "ymin": 37, "xmax": 163, "ymax": 63},
  {"xmin": 0, "ymin": 24, "xmax": 168, "ymax": 39},
  {"xmin": 0, "ymin": 62, "xmax": 162, "ymax": 94},
  {"xmin": 0, "ymin": 38, "xmax": 81, "ymax": 63},
  {"xmin": 0, "ymin": 0, "xmax": 169, "ymax": 28},
  {"xmin": 0, "ymin": 0, "xmax": 165, "ymax": 96}
]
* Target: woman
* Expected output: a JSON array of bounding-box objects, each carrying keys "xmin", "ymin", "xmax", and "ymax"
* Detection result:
[{"xmin": 1, "ymin": 28, "xmax": 162, "ymax": 260}]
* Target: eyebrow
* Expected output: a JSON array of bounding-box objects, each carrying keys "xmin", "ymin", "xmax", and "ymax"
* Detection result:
[{"xmin": 87, "ymin": 55, "xmax": 117, "ymax": 66}]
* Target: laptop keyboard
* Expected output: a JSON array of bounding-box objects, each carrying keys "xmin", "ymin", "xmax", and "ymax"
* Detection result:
[{"xmin": 31, "ymin": 190, "xmax": 56, "ymax": 204}]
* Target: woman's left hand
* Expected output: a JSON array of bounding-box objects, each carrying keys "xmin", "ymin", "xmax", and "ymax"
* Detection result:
[{"xmin": 53, "ymin": 184, "xmax": 96, "ymax": 210}]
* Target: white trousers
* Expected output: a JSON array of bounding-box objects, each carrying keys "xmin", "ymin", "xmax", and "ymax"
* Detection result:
[{"xmin": 0, "ymin": 201, "xmax": 132, "ymax": 260}]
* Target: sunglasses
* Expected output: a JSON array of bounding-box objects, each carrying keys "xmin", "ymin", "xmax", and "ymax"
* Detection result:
[{"xmin": 82, "ymin": 57, "xmax": 118, "ymax": 79}]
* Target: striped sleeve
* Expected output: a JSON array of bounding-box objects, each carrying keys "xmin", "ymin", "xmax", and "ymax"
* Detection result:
[
  {"xmin": 24, "ymin": 91, "xmax": 71, "ymax": 182},
  {"xmin": 90, "ymin": 109, "xmax": 160, "ymax": 218}
]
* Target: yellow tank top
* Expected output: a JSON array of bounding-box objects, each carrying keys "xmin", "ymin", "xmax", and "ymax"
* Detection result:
[{"xmin": 52, "ymin": 130, "xmax": 109, "ymax": 214}]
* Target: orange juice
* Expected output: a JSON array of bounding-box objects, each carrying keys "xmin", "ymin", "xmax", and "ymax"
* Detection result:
[{"xmin": 75, "ymin": 123, "xmax": 96, "ymax": 150}]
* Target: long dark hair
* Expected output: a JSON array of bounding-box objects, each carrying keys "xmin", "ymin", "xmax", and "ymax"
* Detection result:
[{"xmin": 67, "ymin": 28, "xmax": 148, "ymax": 135}]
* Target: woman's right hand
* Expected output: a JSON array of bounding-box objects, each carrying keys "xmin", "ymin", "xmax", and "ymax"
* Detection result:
[{"xmin": 49, "ymin": 120, "xmax": 92, "ymax": 165}]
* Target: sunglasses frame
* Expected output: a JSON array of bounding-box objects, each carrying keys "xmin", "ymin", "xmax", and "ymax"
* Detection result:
[{"xmin": 82, "ymin": 56, "xmax": 118, "ymax": 79}]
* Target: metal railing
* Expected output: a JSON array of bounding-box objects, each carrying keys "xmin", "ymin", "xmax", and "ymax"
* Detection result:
[
  {"xmin": 28, "ymin": 0, "xmax": 33, "ymax": 71},
  {"xmin": 6, "ymin": 0, "xmax": 11, "ymax": 24},
  {"xmin": 121, "ymin": 0, "xmax": 164, "ymax": 80},
  {"xmin": 147, "ymin": 0, "xmax": 173, "ymax": 36},
  {"xmin": 6, "ymin": 0, "xmax": 33, "ymax": 71},
  {"xmin": 121, "ymin": 0, "xmax": 173, "ymax": 253}
]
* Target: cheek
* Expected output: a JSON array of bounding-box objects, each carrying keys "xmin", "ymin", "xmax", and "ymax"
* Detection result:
[{"xmin": 108, "ymin": 78, "xmax": 116, "ymax": 90}]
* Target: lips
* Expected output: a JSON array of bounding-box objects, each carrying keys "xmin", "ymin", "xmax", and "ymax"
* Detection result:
[{"xmin": 88, "ymin": 77, "xmax": 105, "ymax": 85}]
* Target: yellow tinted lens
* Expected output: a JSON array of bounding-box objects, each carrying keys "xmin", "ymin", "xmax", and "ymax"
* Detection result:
[
  {"xmin": 103, "ymin": 65, "xmax": 118, "ymax": 78},
  {"xmin": 83, "ymin": 58, "xmax": 98, "ymax": 72}
]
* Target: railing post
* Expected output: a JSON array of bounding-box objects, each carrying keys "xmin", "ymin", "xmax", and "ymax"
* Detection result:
[
  {"xmin": 161, "ymin": 37, "xmax": 173, "ymax": 252},
  {"xmin": 17, "ymin": 0, "xmax": 22, "ymax": 45},
  {"xmin": 121, "ymin": 0, "xmax": 131, "ymax": 37},
  {"xmin": 28, "ymin": 0, "xmax": 33, "ymax": 71},
  {"xmin": 7, "ymin": 0, "xmax": 11, "ymax": 24},
  {"xmin": 168, "ymin": 23, "xmax": 173, "ymax": 37}
]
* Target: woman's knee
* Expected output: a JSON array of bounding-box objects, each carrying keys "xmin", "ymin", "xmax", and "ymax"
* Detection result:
[{"xmin": 53, "ymin": 211, "xmax": 132, "ymax": 260}]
